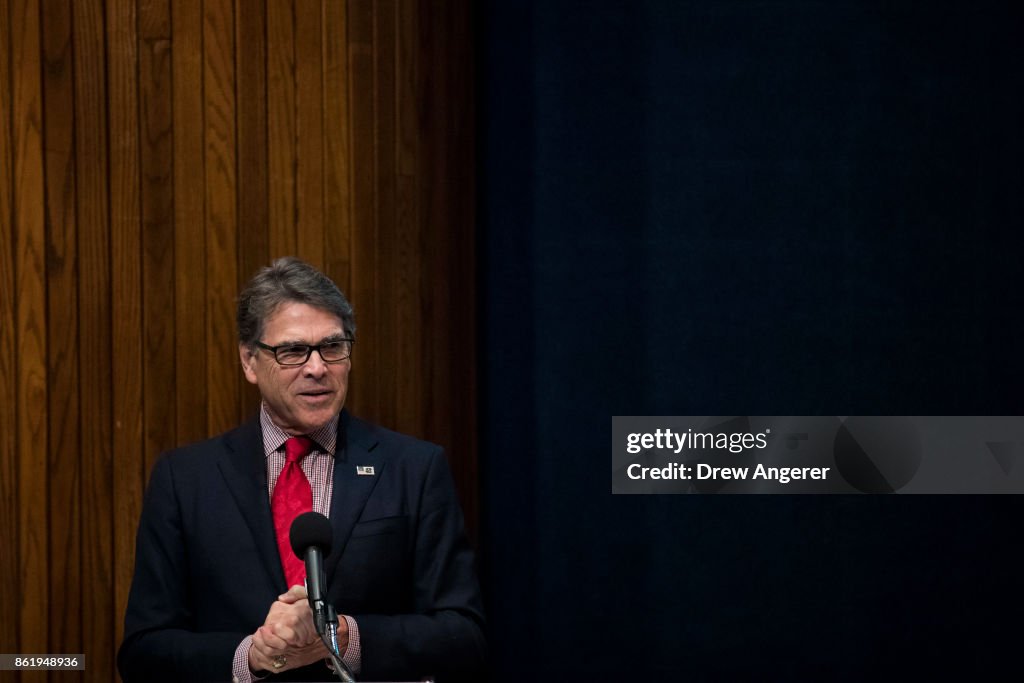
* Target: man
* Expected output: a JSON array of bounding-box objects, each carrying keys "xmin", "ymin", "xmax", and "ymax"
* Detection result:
[{"xmin": 118, "ymin": 257, "xmax": 485, "ymax": 681}]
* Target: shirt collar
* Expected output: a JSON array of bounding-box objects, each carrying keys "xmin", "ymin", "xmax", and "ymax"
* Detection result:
[{"xmin": 259, "ymin": 402, "xmax": 339, "ymax": 458}]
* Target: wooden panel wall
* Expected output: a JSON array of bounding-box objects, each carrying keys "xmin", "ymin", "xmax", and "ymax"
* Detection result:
[{"xmin": 0, "ymin": 1, "xmax": 476, "ymax": 680}]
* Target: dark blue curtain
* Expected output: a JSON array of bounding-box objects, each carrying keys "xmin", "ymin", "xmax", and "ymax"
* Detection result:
[{"xmin": 479, "ymin": 2, "xmax": 1023, "ymax": 679}]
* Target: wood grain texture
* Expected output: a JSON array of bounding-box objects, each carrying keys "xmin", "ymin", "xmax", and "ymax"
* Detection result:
[
  {"xmin": 418, "ymin": 0, "xmax": 478, "ymax": 539},
  {"xmin": 396, "ymin": 1, "xmax": 417, "ymax": 178},
  {"xmin": 267, "ymin": 0, "xmax": 297, "ymax": 258},
  {"xmin": 203, "ymin": 0, "xmax": 240, "ymax": 436},
  {"xmin": 12, "ymin": 0, "xmax": 51, "ymax": 664},
  {"xmin": 346, "ymin": 0, "xmax": 378, "ymax": 420},
  {"xmin": 139, "ymin": 0, "xmax": 170, "ymax": 39},
  {"xmin": 172, "ymin": 0, "xmax": 209, "ymax": 445},
  {"xmin": 140, "ymin": 0, "xmax": 176, "ymax": 478},
  {"xmin": 235, "ymin": 0, "xmax": 269, "ymax": 422},
  {"xmin": 322, "ymin": 0, "xmax": 353, "ymax": 302},
  {"xmin": 0, "ymin": 0, "xmax": 21, "ymax": 660},
  {"xmin": 42, "ymin": 0, "xmax": 83, "ymax": 657},
  {"xmin": 73, "ymin": 0, "xmax": 114, "ymax": 676},
  {"xmin": 373, "ymin": 0, "xmax": 398, "ymax": 432},
  {"xmin": 295, "ymin": 0, "xmax": 324, "ymax": 269},
  {"xmin": 107, "ymin": 0, "xmax": 144, "ymax": 655},
  {"xmin": 394, "ymin": 0, "xmax": 423, "ymax": 435}
]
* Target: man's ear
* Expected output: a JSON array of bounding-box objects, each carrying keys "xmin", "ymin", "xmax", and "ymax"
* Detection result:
[{"xmin": 239, "ymin": 343, "xmax": 259, "ymax": 385}]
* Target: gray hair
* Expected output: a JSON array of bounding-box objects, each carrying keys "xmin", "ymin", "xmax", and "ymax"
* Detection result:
[{"xmin": 237, "ymin": 257, "xmax": 356, "ymax": 347}]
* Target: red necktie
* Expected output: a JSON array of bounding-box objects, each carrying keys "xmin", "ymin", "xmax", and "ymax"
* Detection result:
[{"xmin": 272, "ymin": 436, "xmax": 314, "ymax": 588}]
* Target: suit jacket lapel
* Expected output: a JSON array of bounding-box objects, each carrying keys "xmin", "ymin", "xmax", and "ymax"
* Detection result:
[
  {"xmin": 325, "ymin": 411, "xmax": 383, "ymax": 585},
  {"xmin": 218, "ymin": 417, "xmax": 287, "ymax": 591}
]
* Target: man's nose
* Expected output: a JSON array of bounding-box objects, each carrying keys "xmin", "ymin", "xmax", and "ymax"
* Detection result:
[{"xmin": 301, "ymin": 349, "xmax": 328, "ymax": 377}]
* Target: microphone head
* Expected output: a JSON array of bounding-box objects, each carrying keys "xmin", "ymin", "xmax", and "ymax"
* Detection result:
[{"xmin": 289, "ymin": 511, "xmax": 333, "ymax": 559}]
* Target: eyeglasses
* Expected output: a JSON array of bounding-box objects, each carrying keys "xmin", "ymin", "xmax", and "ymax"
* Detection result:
[{"xmin": 254, "ymin": 338, "xmax": 354, "ymax": 366}]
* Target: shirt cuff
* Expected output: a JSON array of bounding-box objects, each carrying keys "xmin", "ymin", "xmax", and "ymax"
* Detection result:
[
  {"xmin": 232, "ymin": 635, "xmax": 267, "ymax": 683},
  {"xmin": 342, "ymin": 615, "xmax": 361, "ymax": 673}
]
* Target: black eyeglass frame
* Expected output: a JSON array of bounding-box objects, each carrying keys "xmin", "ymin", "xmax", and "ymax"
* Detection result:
[{"xmin": 253, "ymin": 338, "xmax": 355, "ymax": 366}]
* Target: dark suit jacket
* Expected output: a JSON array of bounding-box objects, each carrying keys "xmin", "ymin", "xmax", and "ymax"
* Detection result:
[{"xmin": 118, "ymin": 411, "xmax": 486, "ymax": 682}]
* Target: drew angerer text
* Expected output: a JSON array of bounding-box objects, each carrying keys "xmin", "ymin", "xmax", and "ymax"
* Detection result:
[
  {"xmin": 626, "ymin": 463, "xmax": 830, "ymax": 483},
  {"xmin": 624, "ymin": 427, "xmax": 829, "ymax": 483}
]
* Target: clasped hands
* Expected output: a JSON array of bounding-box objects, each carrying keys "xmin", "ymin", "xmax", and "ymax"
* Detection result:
[{"xmin": 248, "ymin": 585, "xmax": 348, "ymax": 674}]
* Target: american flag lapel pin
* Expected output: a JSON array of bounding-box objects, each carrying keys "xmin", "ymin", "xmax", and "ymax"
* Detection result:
[{"xmin": 356, "ymin": 465, "xmax": 375, "ymax": 476}]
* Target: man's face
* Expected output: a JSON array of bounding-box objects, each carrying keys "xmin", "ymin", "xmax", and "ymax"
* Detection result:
[{"xmin": 239, "ymin": 301, "xmax": 351, "ymax": 434}]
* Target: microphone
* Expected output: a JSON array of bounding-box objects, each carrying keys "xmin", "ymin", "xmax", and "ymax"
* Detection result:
[
  {"xmin": 289, "ymin": 511, "xmax": 333, "ymax": 637},
  {"xmin": 289, "ymin": 512, "xmax": 355, "ymax": 681}
]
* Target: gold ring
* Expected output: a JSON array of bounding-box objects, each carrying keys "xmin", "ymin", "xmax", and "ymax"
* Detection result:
[{"xmin": 272, "ymin": 655, "xmax": 287, "ymax": 669}]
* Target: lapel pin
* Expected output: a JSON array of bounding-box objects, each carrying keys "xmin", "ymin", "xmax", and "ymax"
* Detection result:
[{"xmin": 356, "ymin": 465, "xmax": 375, "ymax": 476}]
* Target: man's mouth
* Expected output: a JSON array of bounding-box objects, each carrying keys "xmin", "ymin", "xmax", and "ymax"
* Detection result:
[{"xmin": 298, "ymin": 389, "xmax": 332, "ymax": 399}]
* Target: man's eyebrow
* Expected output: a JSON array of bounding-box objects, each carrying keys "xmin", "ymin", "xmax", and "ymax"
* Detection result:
[
  {"xmin": 274, "ymin": 334, "xmax": 347, "ymax": 346},
  {"xmin": 270, "ymin": 338, "xmax": 308, "ymax": 347}
]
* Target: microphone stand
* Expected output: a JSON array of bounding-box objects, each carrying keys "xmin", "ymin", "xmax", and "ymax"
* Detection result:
[{"xmin": 320, "ymin": 603, "xmax": 356, "ymax": 682}]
